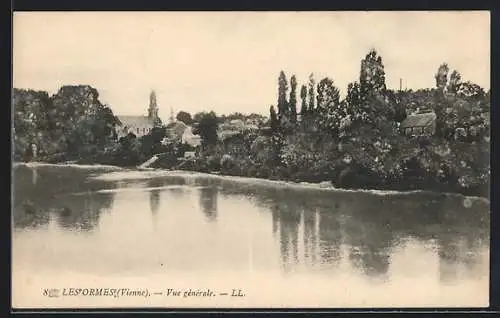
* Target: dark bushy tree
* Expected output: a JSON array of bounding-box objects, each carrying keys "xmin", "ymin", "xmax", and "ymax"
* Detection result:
[
  {"xmin": 176, "ymin": 111, "xmax": 193, "ymax": 125},
  {"xmin": 197, "ymin": 111, "xmax": 219, "ymax": 151}
]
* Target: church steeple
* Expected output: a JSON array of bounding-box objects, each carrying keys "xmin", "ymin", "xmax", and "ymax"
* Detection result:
[
  {"xmin": 148, "ymin": 90, "xmax": 160, "ymax": 126},
  {"xmin": 148, "ymin": 90, "xmax": 158, "ymax": 119}
]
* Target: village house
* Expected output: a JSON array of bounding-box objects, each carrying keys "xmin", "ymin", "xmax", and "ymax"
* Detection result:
[
  {"xmin": 117, "ymin": 90, "xmax": 161, "ymax": 138},
  {"xmin": 163, "ymin": 121, "xmax": 187, "ymax": 143},
  {"xmin": 162, "ymin": 120, "xmax": 201, "ymax": 148},
  {"xmin": 400, "ymin": 110, "xmax": 437, "ymax": 137},
  {"xmin": 117, "ymin": 115, "xmax": 155, "ymax": 138},
  {"xmin": 181, "ymin": 125, "xmax": 202, "ymax": 147}
]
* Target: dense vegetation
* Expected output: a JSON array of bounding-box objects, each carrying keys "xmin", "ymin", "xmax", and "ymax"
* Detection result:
[
  {"xmin": 259, "ymin": 52, "xmax": 490, "ymax": 197},
  {"xmin": 13, "ymin": 50, "xmax": 490, "ymax": 197},
  {"xmin": 13, "ymin": 85, "xmax": 120, "ymax": 163}
]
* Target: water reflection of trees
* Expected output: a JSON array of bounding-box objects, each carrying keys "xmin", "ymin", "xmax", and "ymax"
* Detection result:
[
  {"xmin": 13, "ymin": 165, "xmax": 116, "ymax": 231},
  {"xmin": 265, "ymin": 188, "xmax": 391, "ymax": 276},
  {"xmin": 196, "ymin": 178, "xmax": 219, "ymax": 222},
  {"xmin": 137, "ymin": 175, "xmax": 489, "ymax": 281},
  {"xmin": 193, "ymin": 177, "xmax": 489, "ymax": 281},
  {"xmin": 13, "ymin": 198, "xmax": 51, "ymax": 229},
  {"xmin": 268, "ymin": 189, "xmax": 342, "ymax": 272},
  {"xmin": 56, "ymin": 191, "xmax": 114, "ymax": 231},
  {"xmin": 302, "ymin": 207, "xmax": 317, "ymax": 265},
  {"xmin": 434, "ymin": 197, "xmax": 490, "ymax": 284},
  {"xmin": 272, "ymin": 190, "xmax": 302, "ymax": 271},
  {"xmin": 317, "ymin": 205, "xmax": 343, "ymax": 269},
  {"xmin": 28, "ymin": 169, "xmax": 483, "ymax": 281},
  {"xmin": 167, "ymin": 177, "xmax": 187, "ymax": 197},
  {"xmin": 338, "ymin": 196, "xmax": 394, "ymax": 279},
  {"xmin": 293, "ymin": 191, "xmax": 486, "ymax": 280},
  {"xmin": 147, "ymin": 179, "xmax": 164, "ymax": 217}
]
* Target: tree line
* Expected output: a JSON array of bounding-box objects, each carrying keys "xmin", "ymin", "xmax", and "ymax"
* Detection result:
[
  {"xmin": 13, "ymin": 85, "xmax": 120, "ymax": 162},
  {"xmin": 12, "ymin": 49, "xmax": 490, "ymax": 197},
  {"xmin": 258, "ymin": 49, "xmax": 489, "ymax": 196}
]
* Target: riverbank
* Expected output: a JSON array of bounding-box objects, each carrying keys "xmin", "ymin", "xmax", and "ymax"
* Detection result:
[
  {"xmin": 14, "ymin": 160, "xmax": 490, "ymax": 201},
  {"xmin": 149, "ymin": 153, "xmax": 490, "ymax": 199}
]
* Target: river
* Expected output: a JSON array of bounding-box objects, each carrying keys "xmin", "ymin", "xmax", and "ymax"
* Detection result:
[{"xmin": 12, "ymin": 163, "xmax": 490, "ymax": 308}]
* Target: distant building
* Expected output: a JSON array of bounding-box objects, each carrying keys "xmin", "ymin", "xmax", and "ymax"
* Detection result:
[
  {"xmin": 164, "ymin": 121, "xmax": 188, "ymax": 142},
  {"xmin": 117, "ymin": 90, "xmax": 161, "ymax": 138},
  {"xmin": 181, "ymin": 126, "xmax": 202, "ymax": 147},
  {"xmin": 218, "ymin": 129, "xmax": 241, "ymax": 141},
  {"xmin": 216, "ymin": 118, "xmax": 260, "ymax": 144},
  {"xmin": 219, "ymin": 118, "xmax": 262, "ymax": 133},
  {"xmin": 162, "ymin": 120, "xmax": 201, "ymax": 148},
  {"xmin": 117, "ymin": 115, "xmax": 155, "ymax": 137},
  {"xmin": 400, "ymin": 111, "xmax": 437, "ymax": 137}
]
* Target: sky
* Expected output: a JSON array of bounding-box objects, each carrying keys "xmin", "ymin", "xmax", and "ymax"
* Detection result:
[{"xmin": 13, "ymin": 11, "xmax": 490, "ymax": 119}]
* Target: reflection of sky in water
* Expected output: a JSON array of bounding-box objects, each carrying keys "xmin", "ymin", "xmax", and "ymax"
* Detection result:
[{"xmin": 12, "ymin": 165, "xmax": 490, "ymax": 307}]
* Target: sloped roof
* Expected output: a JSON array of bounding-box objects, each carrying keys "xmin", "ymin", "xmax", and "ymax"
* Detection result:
[
  {"xmin": 229, "ymin": 119, "xmax": 245, "ymax": 128},
  {"xmin": 218, "ymin": 130, "xmax": 242, "ymax": 140},
  {"xmin": 166, "ymin": 120, "xmax": 187, "ymax": 129},
  {"xmin": 400, "ymin": 112, "xmax": 437, "ymax": 129},
  {"xmin": 117, "ymin": 115, "xmax": 153, "ymax": 127}
]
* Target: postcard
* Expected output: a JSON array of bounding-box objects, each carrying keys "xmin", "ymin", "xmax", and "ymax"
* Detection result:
[{"xmin": 12, "ymin": 11, "xmax": 490, "ymax": 309}]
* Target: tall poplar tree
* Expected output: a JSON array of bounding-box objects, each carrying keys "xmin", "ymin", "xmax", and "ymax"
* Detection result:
[
  {"xmin": 434, "ymin": 63, "xmax": 450, "ymax": 137},
  {"xmin": 277, "ymin": 71, "xmax": 289, "ymax": 121},
  {"xmin": 359, "ymin": 49, "xmax": 387, "ymax": 97},
  {"xmin": 269, "ymin": 105, "xmax": 279, "ymax": 134},
  {"xmin": 289, "ymin": 75, "xmax": 298, "ymax": 124},
  {"xmin": 308, "ymin": 73, "xmax": 316, "ymax": 113},
  {"xmin": 435, "ymin": 63, "xmax": 449, "ymax": 93},
  {"xmin": 316, "ymin": 77, "xmax": 341, "ymax": 134},
  {"xmin": 300, "ymin": 85, "xmax": 308, "ymax": 115},
  {"xmin": 448, "ymin": 70, "xmax": 461, "ymax": 95}
]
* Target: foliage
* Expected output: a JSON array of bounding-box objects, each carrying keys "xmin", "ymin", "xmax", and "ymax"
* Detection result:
[
  {"xmin": 14, "ymin": 49, "xmax": 490, "ymax": 198},
  {"xmin": 435, "ymin": 63, "xmax": 449, "ymax": 92},
  {"xmin": 218, "ymin": 112, "xmax": 267, "ymax": 127},
  {"xmin": 308, "ymin": 73, "xmax": 316, "ymax": 113},
  {"xmin": 300, "ymin": 85, "xmax": 308, "ymax": 115},
  {"xmin": 289, "ymin": 75, "xmax": 298, "ymax": 124},
  {"xmin": 277, "ymin": 70, "xmax": 289, "ymax": 122},
  {"xmin": 240, "ymin": 51, "xmax": 488, "ymax": 196},
  {"xmin": 359, "ymin": 49, "xmax": 386, "ymax": 95},
  {"xmin": 269, "ymin": 105, "xmax": 279, "ymax": 134},
  {"xmin": 13, "ymin": 86, "xmax": 120, "ymax": 161},
  {"xmin": 315, "ymin": 77, "xmax": 342, "ymax": 135},
  {"xmin": 176, "ymin": 111, "xmax": 193, "ymax": 125},
  {"xmin": 13, "ymin": 89, "xmax": 52, "ymax": 159},
  {"xmin": 196, "ymin": 111, "xmax": 219, "ymax": 151}
]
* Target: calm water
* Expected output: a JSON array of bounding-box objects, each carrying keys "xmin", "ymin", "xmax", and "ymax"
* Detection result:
[{"xmin": 12, "ymin": 164, "xmax": 490, "ymax": 308}]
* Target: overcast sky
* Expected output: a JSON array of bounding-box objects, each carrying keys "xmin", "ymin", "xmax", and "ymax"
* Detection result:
[{"xmin": 13, "ymin": 11, "xmax": 490, "ymax": 119}]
